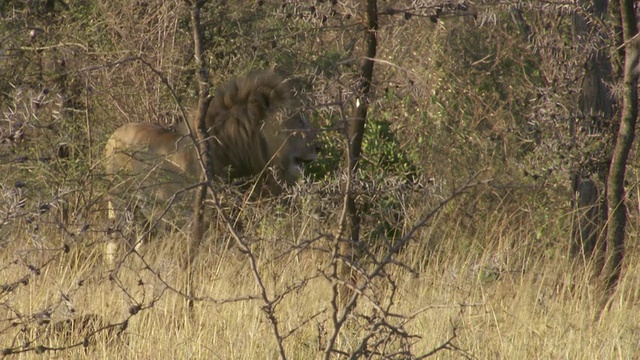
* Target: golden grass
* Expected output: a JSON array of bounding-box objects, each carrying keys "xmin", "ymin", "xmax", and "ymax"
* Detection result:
[{"xmin": 2, "ymin": 204, "xmax": 640, "ymax": 359}]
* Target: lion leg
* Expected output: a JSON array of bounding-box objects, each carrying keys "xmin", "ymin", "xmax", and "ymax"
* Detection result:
[
  {"xmin": 106, "ymin": 198, "xmax": 119, "ymax": 266},
  {"xmin": 105, "ymin": 196, "xmax": 152, "ymax": 266}
]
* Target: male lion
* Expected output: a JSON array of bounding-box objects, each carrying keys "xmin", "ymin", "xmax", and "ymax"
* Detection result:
[{"xmin": 104, "ymin": 70, "xmax": 319, "ymax": 264}]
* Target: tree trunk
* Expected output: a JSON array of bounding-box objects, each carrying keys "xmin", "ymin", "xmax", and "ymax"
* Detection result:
[
  {"xmin": 609, "ymin": 0, "xmax": 624, "ymax": 81},
  {"xmin": 602, "ymin": 0, "xmax": 639, "ymax": 298},
  {"xmin": 185, "ymin": 0, "xmax": 213, "ymax": 311},
  {"xmin": 569, "ymin": 0, "xmax": 613, "ymax": 270},
  {"xmin": 340, "ymin": 0, "xmax": 377, "ymax": 304},
  {"xmin": 572, "ymin": 0, "xmax": 614, "ymax": 132},
  {"xmin": 571, "ymin": 176, "xmax": 603, "ymax": 262}
]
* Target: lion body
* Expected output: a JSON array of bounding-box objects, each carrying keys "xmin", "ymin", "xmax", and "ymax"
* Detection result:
[
  {"xmin": 105, "ymin": 122, "xmax": 200, "ymax": 210},
  {"xmin": 104, "ymin": 70, "xmax": 318, "ymax": 263}
]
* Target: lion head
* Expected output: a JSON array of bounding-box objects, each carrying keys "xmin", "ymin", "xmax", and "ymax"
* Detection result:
[
  {"xmin": 104, "ymin": 70, "xmax": 319, "ymax": 254},
  {"xmin": 264, "ymin": 111, "xmax": 318, "ymax": 187},
  {"xmin": 192, "ymin": 69, "xmax": 319, "ymax": 195}
]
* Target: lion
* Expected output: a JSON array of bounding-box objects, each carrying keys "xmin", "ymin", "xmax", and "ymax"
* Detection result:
[{"xmin": 104, "ymin": 70, "xmax": 319, "ymax": 264}]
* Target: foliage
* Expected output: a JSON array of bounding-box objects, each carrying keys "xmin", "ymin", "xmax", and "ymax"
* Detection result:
[
  {"xmin": 360, "ymin": 115, "xmax": 419, "ymax": 180},
  {"xmin": 307, "ymin": 114, "xmax": 419, "ymax": 182}
]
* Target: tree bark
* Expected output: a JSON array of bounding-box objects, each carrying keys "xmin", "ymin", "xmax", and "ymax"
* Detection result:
[
  {"xmin": 572, "ymin": 0, "xmax": 614, "ymax": 131},
  {"xmin": 571, "ymin": 176, "xmax": 603, "ymax": 262},
  {"xmin": 340, "ymin": 0, "xmax": 377, "ymax": 303},
  {"xmin": 609, "ymin": 0, "xmax": 624, "ymax": 81},
  {"xmin": 185, "ymin": 0, "xmax": 213, "ymax": 311},
  {"xmin": 602, "ymin": 0, "xmax": 639, "ymax": 297},
  {"xmin": 569, "ymin": 0, "xmax": 614, "ymax": 270}
]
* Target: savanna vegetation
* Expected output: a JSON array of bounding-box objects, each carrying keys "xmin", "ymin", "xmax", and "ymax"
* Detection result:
[{"xmin": 2, "ymin": 0, "xmax": 640, "ymax": 358}]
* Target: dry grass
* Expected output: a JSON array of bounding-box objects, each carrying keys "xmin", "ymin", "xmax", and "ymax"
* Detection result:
[{"xmin": 2, "ymin": 196, "xmax": 640, "ymax": 359}]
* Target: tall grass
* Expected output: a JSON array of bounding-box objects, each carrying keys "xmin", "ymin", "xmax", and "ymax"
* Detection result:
[{"xmin": 2, "ymin": 180, "xmax": 639, "ymax": 359}]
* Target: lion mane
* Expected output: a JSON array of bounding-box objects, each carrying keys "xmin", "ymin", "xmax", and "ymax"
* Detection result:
[{"xmin": 194, "ymin": 69, "xmax": 306, "ymax": 192}]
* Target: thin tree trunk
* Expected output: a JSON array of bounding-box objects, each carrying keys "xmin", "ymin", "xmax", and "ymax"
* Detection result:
[
  {"xmin": 609, "ymin": 0, "xmax": 624, "ymax": 81},
  {"xmin": 340, "ymin": 0, "xmax": 377, "ymax": 304},
  {"xmin": 185, "ymin": 0, "xmax": 213, "ymax": 311},
  {"xmin": 602, "ymin": 0, "xmax": 638, "ymax": 299}
]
